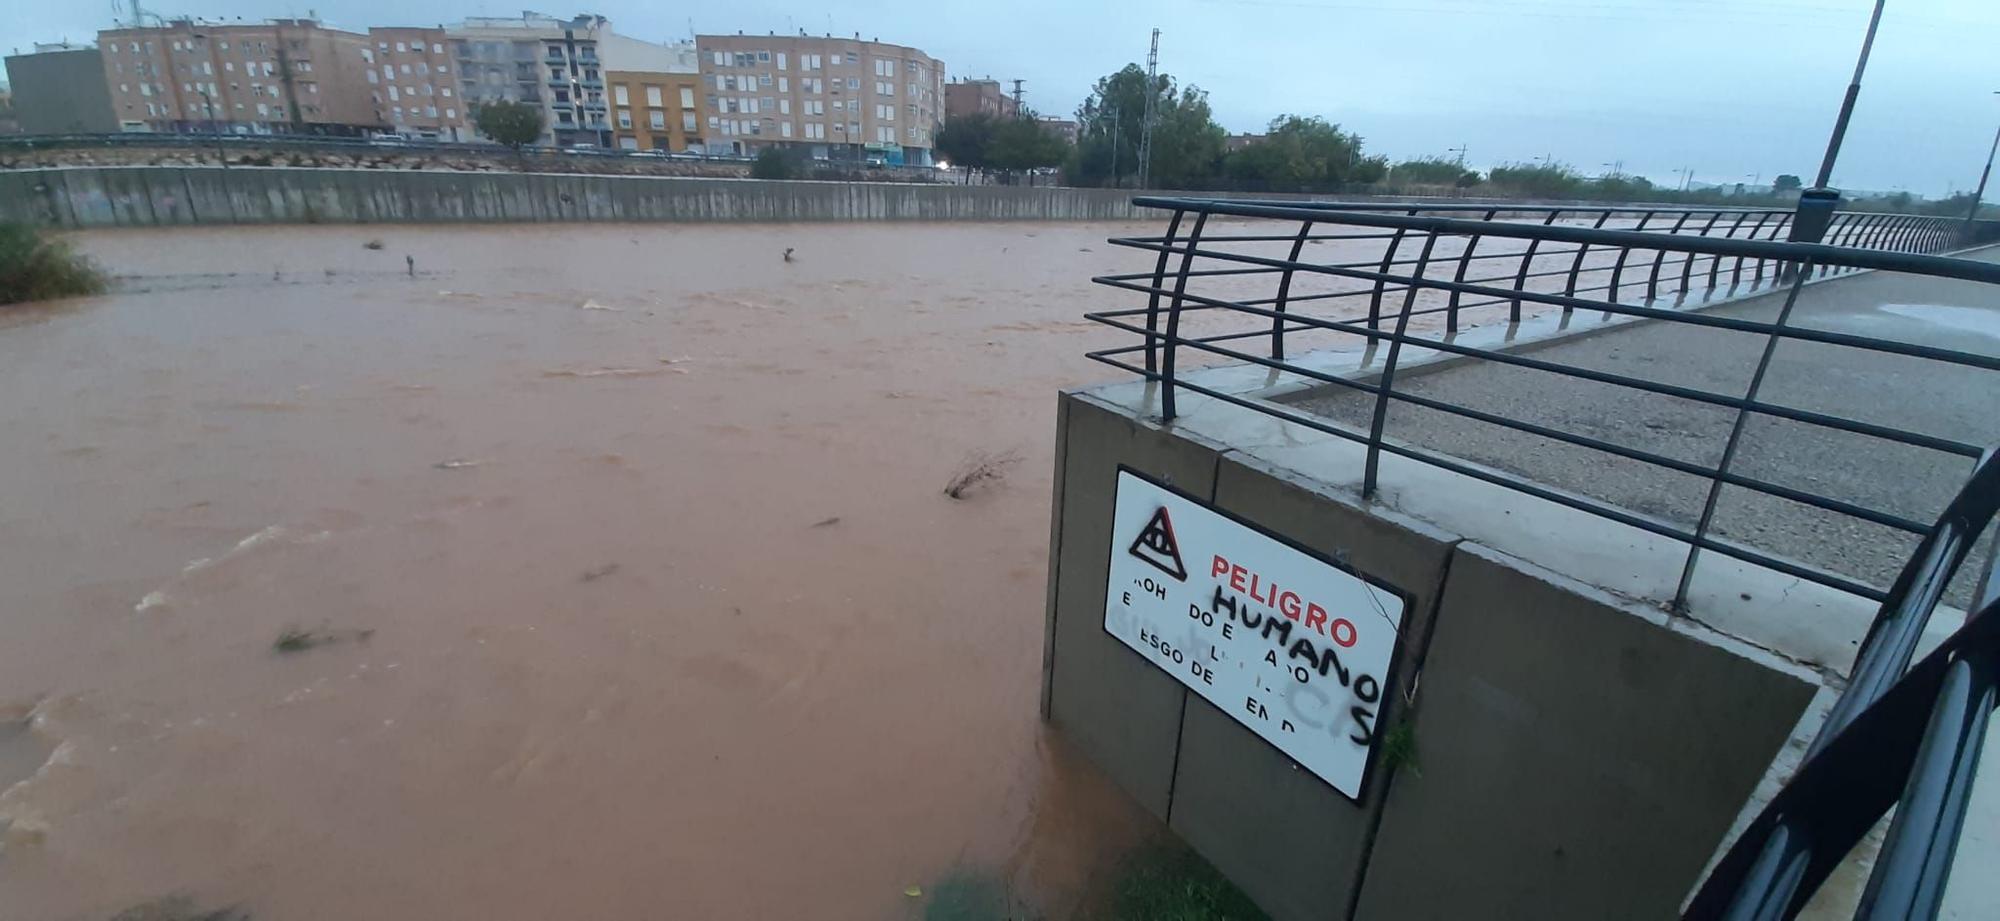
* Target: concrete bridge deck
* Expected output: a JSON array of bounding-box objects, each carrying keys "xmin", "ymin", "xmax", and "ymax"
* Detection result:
[{"xmin": 1279, "ymin": 245, "xmax": 2000, "ymax": 611}]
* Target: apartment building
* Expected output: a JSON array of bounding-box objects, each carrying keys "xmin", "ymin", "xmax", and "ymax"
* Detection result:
[
  {"xmin": 4, "ymin": 44, "xmax": 119, "ymax": 134},
  {"xmin": 943, "ymin": 77, "xmax": 1017, "ymax": 121},
  {"xmin": 695, "ymin": 32, "xmax": 943, "ymax": 166},
  {"xmin": 97, "ymin": 19, "xmax": 376, "ymax": 134},
  {"xmin": 449, "ymin": 12, "xmax": 631, "ymax": 147},
  {"xmin": 361, "ymin": 28, "xmax": 468, "ymax": 140},
  {"xmin": 1036, "ymin": 116, "xmax": 1079, "ymax": 146},
  {"xmin": 606, "ymin": 71, "xmax": 701, "ymax": 151}
]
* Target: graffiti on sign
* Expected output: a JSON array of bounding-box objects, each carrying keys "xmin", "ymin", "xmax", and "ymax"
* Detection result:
[{"xmin": 1102, "ymin": 468, "xmax": 1407, "ymax": 801}]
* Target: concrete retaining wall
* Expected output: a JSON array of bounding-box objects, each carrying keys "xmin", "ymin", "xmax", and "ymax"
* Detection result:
[
  {"xmin": 0, "ymin": 166, "xmax": 1160, "ymax": 227},
  {"xmin": 1042, "ymin": 388, "xmax": 1819, "ymax": 921}
]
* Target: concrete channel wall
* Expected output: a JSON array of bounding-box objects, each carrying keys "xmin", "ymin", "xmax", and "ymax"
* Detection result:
[
  {"xmin": 0, "ymin": 167, "xmax": 1163, "ymax": 227},
  {"xmin": 0, "ymin": 166, "xmax": 1822, "ymax": 229},
  {"xmin": 1042, "ymin": 389, "xmax": 1820, "ymax": 921}
]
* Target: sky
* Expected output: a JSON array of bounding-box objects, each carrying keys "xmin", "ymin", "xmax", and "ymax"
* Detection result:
[{"xmin": 6, "ymin": 0, "xmax": 1998, "ymax": 195}]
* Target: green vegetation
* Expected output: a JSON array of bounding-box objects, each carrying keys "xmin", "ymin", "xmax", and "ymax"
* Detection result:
[
  {"xmin": 1391, "ymin": 156, "xmax": 1481, "ymax": 189},
  {"xmin": 471, "ymin": 100, "xmax": 545, "ymax": 151},
  {"xmin": 1223, "ymin": 115, "xmax": 1387, "ymax": 189},
  {"xmin": 750, "ymin": 146, "xmax": 797, "ymax": 180},
  {"xmin": 1106, "ymin": 845, "xmax": 1269, "ymax": 921},
  {"xmin": 935, "ymin": 111, "xmax": 1070, "ymax": 182},
  {"xmin": 0, "ymin": 222, "xmax": 107, "ymax": 305},
  {"xmin": 1070, "ymin": 64, "xmax": 1225, "ymax": 189}
]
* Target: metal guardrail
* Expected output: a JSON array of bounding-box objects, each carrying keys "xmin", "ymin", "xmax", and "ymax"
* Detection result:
[
  {"xmin": 1687, "ymin": 449, "xmax": 1997, "ymax": 921},
  {"xmin": 1085, "ymin": 198, "xmax": 2000, "ymax": 919},
  {"xmin": 1087, "ymin": 199, "xmax": 2000, "ymax": 605},
  {"xmin": 0, "ymin": 132, "xmax": 949, "ymax": 179}
]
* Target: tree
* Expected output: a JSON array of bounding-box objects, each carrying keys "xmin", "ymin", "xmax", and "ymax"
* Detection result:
[
  {"xmin": 987, "ymin": 115, "xmax": 1070, "ymax": 177},
  {"xmin": 1222, "ymin": 115, "xmax": 1386, "ymax": 190},
  {"xmin": 1772, "ymin": 174, "xmax": 1803, "ymax": 194},
  {"xmin": 1487, "ymin": 161, "xmax": 1584, "ymax": 198},
  {"xmin": 1071, "ymin": 64, "xmax": 1224, "ymax": 189},
  {"xmin": 750, "ymin": 146, "xmax": 796, "ymax": 180},
  {"xmin": 935, "ymin": 112, "xmax": 999, "ymax": 178},
  {"xmin": 1392, "ymin": 156, "xmax": 1480, "ymax": 188},
  {"xmin": 473, "ymin": 100, "xmax": 545, "ymax": 151}
]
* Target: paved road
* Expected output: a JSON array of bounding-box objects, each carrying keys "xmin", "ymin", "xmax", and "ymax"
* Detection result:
[{"xmin": 1283, "ymin": 247, "xmax": 2000, "ymax": 605}]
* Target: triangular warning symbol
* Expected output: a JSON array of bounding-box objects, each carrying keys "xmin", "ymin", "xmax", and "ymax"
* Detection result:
[{"xmin": 1129, "ymin": 506, "xmax": 1188, "ymax": 581}]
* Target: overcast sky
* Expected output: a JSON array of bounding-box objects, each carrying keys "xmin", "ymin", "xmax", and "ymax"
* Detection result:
[{"xmin": 7, "ymin": 0, "xmax": 1997, "ymax": 194}]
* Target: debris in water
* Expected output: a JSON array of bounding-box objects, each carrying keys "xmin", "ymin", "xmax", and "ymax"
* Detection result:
[
  {"xmin": 809, "ymin": 517, "xmax": 842, "ymax": 528},
  {"xmin": 904, "ymin": 886, "xmax": 923, "ymax": 899},
  {"xmin": 579, "ymin": 563, "xmax": 620, "ymax": 583},
  {"xmin": 135, "ymin": 591, "xmax": 169, "ymax": 614},
  {"xmin": 943, "ymin": 450, "xmax": 1021, "ymax": 500},
  {"xmin": 363, "ymin": 239, "xmax": 385, "ymax": 250},
  {"xmin": 579, "ymin": 299, "xmax": 621, "ymax": 311},
  {"xmin": 406, "ymin": 255, "xmax": 415, "ymax": 277},
  {"xmin": 541, "ymin": 367, "xmax": 670, "ymax": 379},
  {"xmin": 431, "ymin": 458, "xmax": 486, "ymax": 470},
  {"xmin": 783, "ymin": 247, "xmax": 795, "ymax": 263},
  {"xmin": 273, "ymin": 626, "xmax": 373, "ymax": 654},
  {"xmin": 106, "ymin": 895, "xmax": 251, "ymax": 921}
]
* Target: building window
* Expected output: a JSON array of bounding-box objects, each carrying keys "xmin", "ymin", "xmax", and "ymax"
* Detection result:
[
  {"xmin": 441, "ymin": 87, "xmax": 451, "ymax": 97},
  {"xmin": 433, "ymin": 43, "xmax": 444, "ymax": 54},
  {"xmin": 847, "ymin": 77, "xmax": 859, "ymax": 90},
  {"xmin": 846, "ymin": 52, "xmax": 859, "ymax": 64},
  {"xmin": 649, "ymin": 110, "xmax": 665, "ymax": 130},
  {"xmin": 614, "ymin": 85, "xmax": 629, "ymax": 105},
  {"xmin": 645, "ymin": 85, "xmax": 662, "ymax": 107},
  {"xmin": 396, "ymin": 42, "xmax": 408, "ymax": 52},
  {"xmin": 876, "ymin": 80, "xmax": 893, "ymax": 96},
  {"xmin": 683, "ymin": 111, "xmax": 696, "ymax": 132},
  {"xmin": 777, "ymin": 52, "xmax": 787, "ymax": 70},
  {"xmin": 781, "ymin": 121, "xmax": 793, "ymax": 138},
  {"xmin": 779, "ymin": 99, "xmax": 791, "ymax": 115},
  {"xmin": 617, "ymin": 110, "xmax": 631, "ymax": 128},
  {"xmin": 619, "ymin": 136, "xmax": 638, "ymax": 150},
  {"xmin": 446, "ymin": 108, "xmax": 456, "ymax": 119}
]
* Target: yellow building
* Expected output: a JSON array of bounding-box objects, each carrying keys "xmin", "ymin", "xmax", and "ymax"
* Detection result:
[{"xmin": 605, "ymin": 70, "xmax": 702, "ymax": 152}]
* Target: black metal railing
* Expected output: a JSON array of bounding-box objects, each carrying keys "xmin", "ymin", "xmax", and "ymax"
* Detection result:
[
  {"xmin": 1086, "ymin": 198, "xmax": 2000, "ymax": 919},
  {"xmin": 1686, "ymin": 449, "xmax": 1998, "ymax": 920},
  {"xmin": 1088, "ymin": 198, "xmax": 2000, "ymax": 604}
]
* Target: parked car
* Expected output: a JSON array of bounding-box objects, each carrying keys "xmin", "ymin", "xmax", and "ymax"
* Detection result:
[{"xmin": 370, "ymin": 133, "xmax": 410, "ymax": 146}]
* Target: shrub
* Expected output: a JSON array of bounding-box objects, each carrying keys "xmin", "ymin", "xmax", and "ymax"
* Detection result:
[
  {"xmin": 0, "ymin": 222, "xmax": 107, "ymax": 305},
  {"xmin": 750, "ymin": 147, "xmax": 796, "ymax": 180}
]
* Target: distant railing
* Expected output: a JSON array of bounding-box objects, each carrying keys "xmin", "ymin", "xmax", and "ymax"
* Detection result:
[
  {"xmin": 1087, "ymin": 198, "xmax": 2000, "ymax": 920},
  {"xmin": 0, "ymin": 132, "xmax": 947, "ymax": 179}
]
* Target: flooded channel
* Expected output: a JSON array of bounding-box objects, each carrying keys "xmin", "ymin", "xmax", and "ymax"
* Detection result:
[{"xmin": 0, "ymin": 217, "xmax": 1610, "ymax": 920}]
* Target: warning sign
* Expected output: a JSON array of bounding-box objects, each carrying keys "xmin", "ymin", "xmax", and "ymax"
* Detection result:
[{"xmin": 1103, "ymin": 468, "xmax": 1407, "ymax": 801}]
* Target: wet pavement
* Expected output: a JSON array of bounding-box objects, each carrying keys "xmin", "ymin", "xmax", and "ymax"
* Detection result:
[{"xmin": 1284, "ymin": 247, "xmax": 2000, "ymax": 604}]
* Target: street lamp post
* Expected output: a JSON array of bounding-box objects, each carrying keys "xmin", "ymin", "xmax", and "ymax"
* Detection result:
[
  {"xmin": 1966, "ymin": 91, "xmax": 2000, "ymax": 223},
  {"xmin": 1792, "ymin": 0, "xmax": 1887, "ymax": 243}
]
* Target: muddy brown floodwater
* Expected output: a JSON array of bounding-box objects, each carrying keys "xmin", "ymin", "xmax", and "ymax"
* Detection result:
[
  {"xmin": 0, "ymin": 216, "xmax": 1650, "ymax": 920},
  {"xmin": 0, "ymin": 220, "xmax": 1217, "ymax": 921}
]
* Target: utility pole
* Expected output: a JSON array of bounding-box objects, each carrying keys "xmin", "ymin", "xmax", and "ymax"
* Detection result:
[
  {"xmin": 1965, "ymin": 91, "xmax": 2000, "ymax": 222},
  {"xmin": 1137, "ymin": 27, "xmax": 1159, "ymax": 190},
  {"xmin": 1679, "ymin": 167, "xmax": 1694, "ymax": 192},
  {"xmin": 1447, "ymin": 143, "xmax": 1466, "ymax": 167},
  {"xmin": 1107, "ymin": 104, "xmax": 1121, "ymax": 188},
  {"xmin": 1793, "ymin": 0, "xmax": 1886, "ymax": 242}
]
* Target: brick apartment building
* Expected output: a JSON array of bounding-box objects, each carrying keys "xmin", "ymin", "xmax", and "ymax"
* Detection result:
[
  {"xmin": 97, "ymin": 19, "xmax": 377, "ymax": 134},
  {"xmin": 361, "ymin": 27, "xmax": 469, "ymax": 140},
  {"xmin": 943, "ymin": 77, "xmax": 1017, "ymax": 121},
  {"xmin": 694, "ymin": 32, "xmax": 942, "ymax": 166},
  {"xmin": 606, "ymin": 71, "xmax": 702, "ymax": 151}
]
